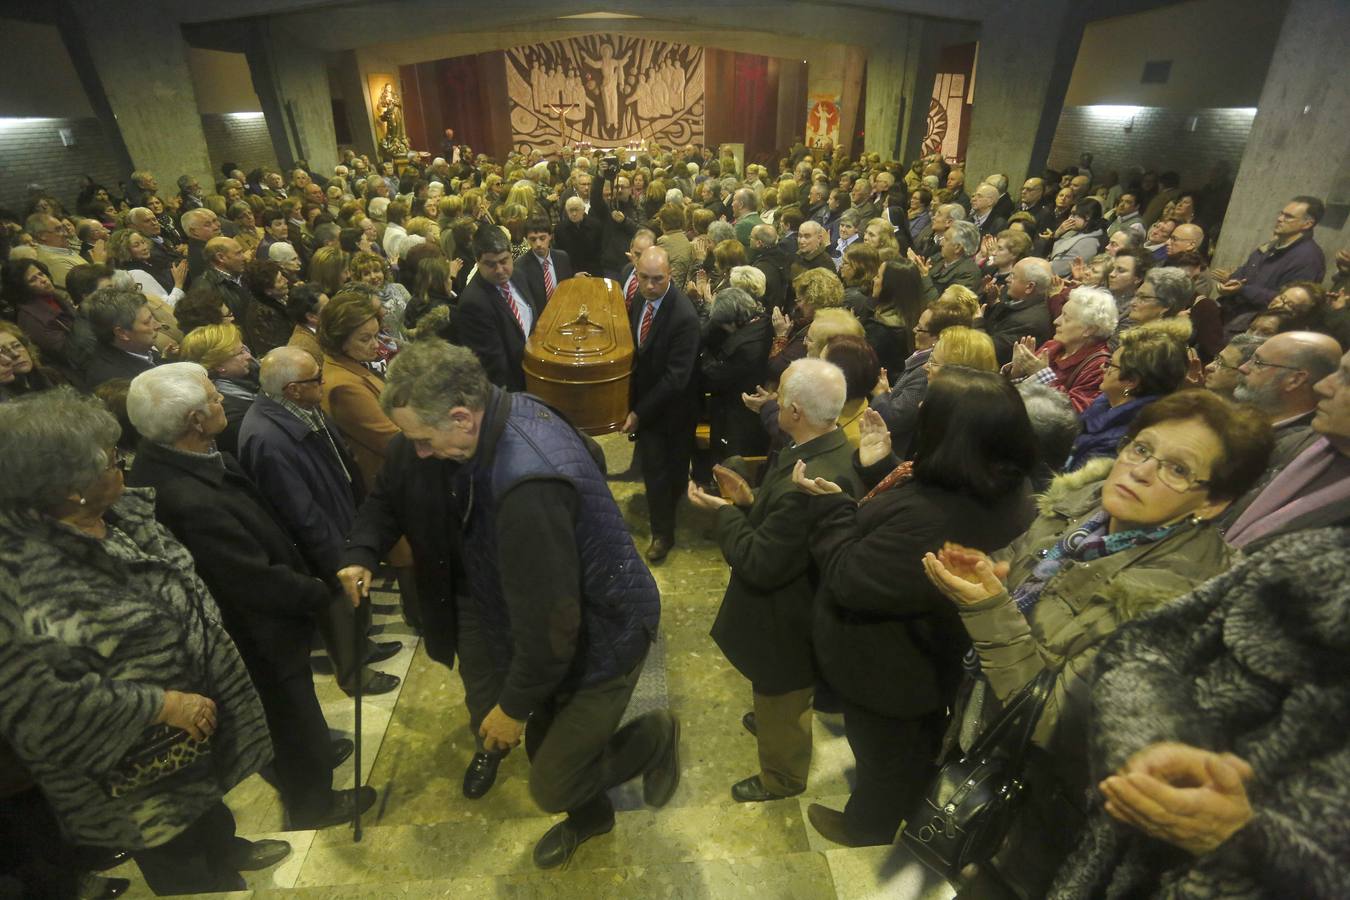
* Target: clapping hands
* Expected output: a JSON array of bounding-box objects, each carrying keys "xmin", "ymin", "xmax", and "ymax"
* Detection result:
[
  {"xmin": 922, "ymin": 542, "xmax": 1010, "ymax": 606},
  {"xmin": 857, "ymin": 408, "xmax": 892, "ymax": 468},
  {"xmin": 741, "ymin": 384, "xmax": 776, "ymax": 413},
  {"xmin": 1099, "ymin": 742, "xmax": 1255, "ymax": 856},
  {"xmin": 1010, "ymin": 336, "xmax": 1049, "ymax": 378}
]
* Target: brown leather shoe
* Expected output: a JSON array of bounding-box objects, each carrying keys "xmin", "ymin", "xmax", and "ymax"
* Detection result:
[
  {"xmin": 645, "ymin": 536, "xmax": 673, "ymax": 562},
  {"xmin": 806, "ymin": 802, "xmax": 871, "ymax": 847}
]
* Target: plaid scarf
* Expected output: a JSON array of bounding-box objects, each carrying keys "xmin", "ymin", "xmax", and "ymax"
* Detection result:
[{"xmin": 1010, "ymin": 508, "xmax": 1182, "ymax": 614}]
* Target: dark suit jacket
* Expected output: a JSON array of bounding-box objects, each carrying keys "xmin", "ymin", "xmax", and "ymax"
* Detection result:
[
  {"xmin": 186, "ymin": 239, "xmax": 208, "ymax": 284},
  {"xmin": 81, "ymin": 344, "xmax": 157, "ymax": 390},
  {"xmin": 128, "ymin": 442, "xmax": 329, "ymax": 677},
  {"xmin": 975, "ymin": 213, "xmax": 1009, "ymax": 240},
  {"xmin": 453, "ymin": 270, "xmax": 543, "ymax": 392},
  {"xmin": 629, "ymin": 284, "xmax": 701, "ymax": 431},
  {"xmin": 553, "ymin": 214, "xmax": 604, "ymax": 275},
  {"xmin": 197, "ymin": 268, "xmax": 255, "ymax": 319},
  {"xmin": 515, "ymin": 248, "xmax": 573, "ymax": 306}
]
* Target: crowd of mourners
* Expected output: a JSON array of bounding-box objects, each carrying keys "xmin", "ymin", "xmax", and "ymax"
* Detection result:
[{"xmin": 1, "ymin": 134, "xmax": 1347, "ymax": 899}]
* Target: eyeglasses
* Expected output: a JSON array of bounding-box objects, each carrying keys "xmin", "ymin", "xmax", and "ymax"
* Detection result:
[
  {"xmin": 106, "ymin": 448, "xmax": 127, "ymax": 472},
  {"xmin": 1117, "ymin": 440, "xmax": 1209, "ymax": 492},
  {"xmin": 0, "ymin": 340, "xmax": 26, "ymax": 359},
  {"xmin": 1248, "ymin": 354, "xmax": 1303, "ymax": 373},
  {"xmin": 1210, "ymin": 356, "xmax": 1240, "ymax": 371},
  {"xmin": 1102, "ymin": 360, "xmax": 1121, "ymax": 372},
  {"xmin": 912, "ymin": 326, "xmax": 930, "ymax": 335},
  {"xmin": 288, "ymin": 374, "xmax": 323, "ymax": 386}
]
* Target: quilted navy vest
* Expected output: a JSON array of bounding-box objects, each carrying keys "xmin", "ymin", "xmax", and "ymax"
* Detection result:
[{"xmin": 457, "ymin": 391, "xmax": 659, "ymax": 690}]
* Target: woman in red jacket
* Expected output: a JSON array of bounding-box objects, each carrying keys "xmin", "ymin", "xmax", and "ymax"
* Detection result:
[{"xmin": 1008, "ymin": 286, "xmax": 1116, "ymax": 413}]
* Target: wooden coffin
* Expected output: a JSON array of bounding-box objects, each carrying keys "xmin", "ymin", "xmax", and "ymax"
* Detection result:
[{"xmin": 523, "ymin": 275, "xmax": 633, "ymax": 435}]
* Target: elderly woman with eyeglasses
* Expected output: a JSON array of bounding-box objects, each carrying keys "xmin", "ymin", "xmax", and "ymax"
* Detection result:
[
  {"xmin": 176, "ymin": 323, "xmax": 258, "ymax": 458},
  {"xmin": 0, "ymin": 389, "xmax": 280, "ymax": 896},
  {"xmin": 923, "ymin": 389, "xmax": 1273, "ymax": 899}
]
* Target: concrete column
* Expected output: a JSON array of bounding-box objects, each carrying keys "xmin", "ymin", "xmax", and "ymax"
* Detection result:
[
  {"xmin": 245, "ymin": 25, "xmax": 338, "ymax": 176},
  {"xmin": 336, "ymin": 50, "xmax": 379, "ymax": 160},
  {"xmin": 1213, "ymin": 0, "xmax": 1350, "ymax": 273},
  {"xmin": 59, "ymin": 0, "xmax": 212, "ymax": 187},
  {"xmin": 836, "ymin": 46, "xmax": 867, "ymax": 160},
  {"xmin": 963, "ymin": 0, "xmax": 1081, "ymax": 182}
]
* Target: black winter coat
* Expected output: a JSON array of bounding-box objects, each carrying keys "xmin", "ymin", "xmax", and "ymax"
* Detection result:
[
  {"xmin": 128, "ymin": 442, "xmax": 329, "ymax": 677},
  {"xmin": 807, "ymin": 463, "xmax": 1033, "ymax": 719},
  {"xmin": 700, "ymin": 317, "xmax": 771, "ymax": 459}
]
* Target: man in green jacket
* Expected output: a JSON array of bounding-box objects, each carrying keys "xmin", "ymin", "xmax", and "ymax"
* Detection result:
[{"xmin": 689, "ymin": 358, "xmax": 865, "ymax": 802}]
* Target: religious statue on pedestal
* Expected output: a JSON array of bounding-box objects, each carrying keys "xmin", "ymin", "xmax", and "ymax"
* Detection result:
[{"xmin": 376, "ymin": 83, "xmax": 410, "ymax": 160}]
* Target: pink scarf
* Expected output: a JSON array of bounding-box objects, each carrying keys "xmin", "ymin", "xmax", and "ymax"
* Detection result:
[{"xmin": 1226, "ymin": 437, "xmax": 1350, "ymax": 548}]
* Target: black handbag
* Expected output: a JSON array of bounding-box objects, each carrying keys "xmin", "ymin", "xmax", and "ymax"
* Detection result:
[{"xmin": 900, "ymin": 668, "xmax": 1057, "ymax": 880}]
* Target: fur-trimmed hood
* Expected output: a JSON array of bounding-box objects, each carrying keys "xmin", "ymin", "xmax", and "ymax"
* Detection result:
[{"xmin": 1036, "ymin": 457, "xmax": 1114, "ymax": 516}]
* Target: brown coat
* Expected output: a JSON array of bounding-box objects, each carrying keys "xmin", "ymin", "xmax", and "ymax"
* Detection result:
[
  {"xmin": 321, "ymin": 354, "xmax": 397, "ymax": 486},
  {"xmin": 288, "ymin": 324, "xmax": 322, "ymax": 362}
]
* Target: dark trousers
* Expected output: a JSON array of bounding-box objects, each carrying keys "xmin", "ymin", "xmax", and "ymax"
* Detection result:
[
  {"xmin": 841, "ymin": 700, "xmax": 944, "ymax": 846},
  {"xmin": 315, "ymin": 587, "xmax": 373, "ymax": 691},
  {"xmin": 524, "ymin": 655, "xmax": 667, "ymax": 829},
  {"xmin": 454, "ymin": 594, "xmax": 507, "ymax": 753},
  {"xmin": 252, "ymin": 663, "xmax": 333, "ymax": 819},
  {"xmin": 0, "ymin": 787, "xmax": 80, "ymax": 899},
  {"xmin": 132, "ymin": 801, "xmax": 241, "ymax": 896},
  {"xmin": 636, "ymin": 426, "xmax": 693, "ymax": 541}
]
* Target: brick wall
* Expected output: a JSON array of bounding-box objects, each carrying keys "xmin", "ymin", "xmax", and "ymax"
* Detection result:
[
  {"xmin": 0, "ymin": 117, "xmax": 124, "ymax": 215},
  {"xmin": 200, "ymin": 112, "xmax": 278, "ymax": 180},
  {"xmin": 1047, "ymin": 106, "xmax": 1256, "ymax": 188}
]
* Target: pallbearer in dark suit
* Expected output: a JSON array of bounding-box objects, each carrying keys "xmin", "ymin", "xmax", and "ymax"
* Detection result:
[
  {"xmin": 621, "ymin": 246, "xmax": 701, "ymax": 562},
  {"xmin": 516, "ymin": 217, "xmax": 573, "ymax": 306},
  {"xmin": 452, "ymin": 228, "xmax": 544, "ymax": 392}
]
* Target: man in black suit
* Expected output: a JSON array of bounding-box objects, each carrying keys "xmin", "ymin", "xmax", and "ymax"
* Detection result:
[
  {"xmin": 78, "ymin": 287, "xmax": 162, "ymax": 389},
  {"xmin": 969, "ymin": 183, "xmax": 1009, "ymax": 240},
  {"xmin": 621, "ymin": 246, "xmax": 701, "ymax": 562},
  {"xmin": 181, "ymin": 208, "xmax": 222, "ymax": 284},
  {"xmin": 126, "ymin": 363, "xmax": 376, "ymax": 831},
  {"xmin": 454, "ymin": 227, "xmax": 543, "ymax": 392},
  {"xmin": 516, "ymin": 218, "xmax": 573, "ymax": 306},
  {"xmin": 197, "ymin": 237, "xmax": 253, "ymax": 319},
  {"xmin": 617, "ymin": 229, "xmax": 657, "ymax": 314}
]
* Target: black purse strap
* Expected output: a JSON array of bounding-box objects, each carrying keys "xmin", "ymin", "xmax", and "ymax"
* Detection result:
[{"xmin": 967, "ymin": 667, "xmax": 1058, "ymax": 768}]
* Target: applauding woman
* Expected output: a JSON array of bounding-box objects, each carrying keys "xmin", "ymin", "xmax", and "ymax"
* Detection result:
[
  {"xmin": 923, "ymin": 390, "xmax": 1272, "ymax": 898},
  {"xmin": 794, "ymin": 368, "xmax": 1039, "ymax": 849}
]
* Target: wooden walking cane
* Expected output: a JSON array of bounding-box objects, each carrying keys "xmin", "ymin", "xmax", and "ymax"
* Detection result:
[{"xmin": 353, "ymin": 576, "xmax": 365, "ymax": 843}]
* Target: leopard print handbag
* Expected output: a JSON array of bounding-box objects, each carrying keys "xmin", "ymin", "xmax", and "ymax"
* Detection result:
[{"xmin": 101, "ymin": 724, "xmax": 214, "ymax": 799}]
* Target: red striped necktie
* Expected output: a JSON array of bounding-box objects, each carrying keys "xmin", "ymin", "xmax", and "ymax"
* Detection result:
[
  {"xmin": 542, "ymin": 256, "xmax": 556, "ymax": 299},
  {"xmin": 639, "ymin": 301, "xmax": 655, "ymax": 346},
  {"xmin": 625, "ymin": 273, "xmax": 638, "ymax": 311},
  {"xmin": 498, "ymin": 283, "xmax": 524, "ymax": 332}
]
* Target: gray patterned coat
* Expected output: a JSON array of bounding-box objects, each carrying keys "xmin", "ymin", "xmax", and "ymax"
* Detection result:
[
  {"xmin": 1050, "ymin": 526, "xmax": 1350, "ymax": 898},
  {"xmin": 0, "ymin": 487, "xmax": 272, "ymax": 849}
]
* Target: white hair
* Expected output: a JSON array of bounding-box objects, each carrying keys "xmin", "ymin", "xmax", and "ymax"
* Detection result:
[
  {"xmin": 367, "ymin": 196, "xmax": 390, "ymax": 219},
  {"xmin": 779, "ymin": 358, "xmax": 846, "ymax": 427},
  {"xmin": 126, "ymin": 362, "xmax": 212, "ymax": 445},
  {"xmin": 945, "ymin": 220, "xmax": 980, "ymax": 256},
  {"xmin": 686, "ymin": 162, "xmax": 699, "ymax": 176},
  {"xmin": 938, "ymin": 203, "xmax": 966, "ymax": 221},
  {"xmin": 1063, "ymin": 286, "xmax": 1118, "ymax": 338},
  {"xmin": 269, "ymin": 241, "xmax": 299, "ymax": 264},
  {"xmin": 728, "ymin": 264, "xmax": 766, "ymax": 299},
  {"xmin": 983, "ymin": 173, "xmax": 1009, "ymax": 193},
  {"xmin": 665, "ymin": 188, "xmax": 684, "ymax": 205}
]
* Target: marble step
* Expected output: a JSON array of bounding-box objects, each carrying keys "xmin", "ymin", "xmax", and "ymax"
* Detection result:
[{"xmin": 252, "ymin": 849, "xmax": 841, "ymax": 899}]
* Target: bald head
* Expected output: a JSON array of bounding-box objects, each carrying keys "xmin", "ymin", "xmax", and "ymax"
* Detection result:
[
  {"xmin": 1236, "ymin": 330, "xmax": 1343, "ymax": 421},
  {"xmin": 259, "ymin": 346, "xmax": 321, "ymax": 399},
  {"xmin": 205, "ymin": 236, "xmax": 245, "ymax": 274},
  {"xmin": 798, "ymin": 220, "xmax": 827, "ymax": 256},
  {"xmin": 750, "ymin": 223, "xmax": 778, "ymax": 248},
  {"xmin": 636, "ymin": 246, "xmax": 671, "ymax": 301}
]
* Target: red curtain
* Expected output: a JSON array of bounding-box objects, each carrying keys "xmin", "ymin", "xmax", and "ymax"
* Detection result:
[{"xmin": 705, "ymin": 48, "xmax": 780, "ymax": 167}]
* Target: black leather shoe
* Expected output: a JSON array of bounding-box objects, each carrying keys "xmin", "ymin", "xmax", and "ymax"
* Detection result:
[
  {"xmin": 731, "ymin": 774, "xmax": 799, "ymax": 803},
  {"xmin": 365, "ymin": 640, "xmax": 403, "ymax": 664},
  {"xmin": 642, "ymin": 711, "xmax": 680, "ymax": 807},
  {"xmin": 742, "ymin": 711, "xmax": 757, "ymax": 736},
  {"xmin": 462, "ymin": 751, "xmax": 503, "ymax": 799},
  {"xmin": 226, "ymin": 837, "xmax": 292, "ymax": 871},
  {"xmin": 645, "ymin": 536, "xmax": 673, "ymax": 562},
  {"xmin": 806, "ymin": 802, "xmax": 873, "ymax": 847},
  {"xmin": 77, "ymin": 874, "xmax": 130, "ymax": 900},
  {"xmin": 343, "ymin": 671, "xmax": 401, "ymax": 697},
  {"xmin": 329, "ymin": 737, "xmax": 354, "ymax": 769},
  {"xmin": 289, "ymin": 785, "xmax": 377, "ymax": 830},
  {"xmin": 532, "ymin": 814, "xmax": 614, "ymax": 869}
]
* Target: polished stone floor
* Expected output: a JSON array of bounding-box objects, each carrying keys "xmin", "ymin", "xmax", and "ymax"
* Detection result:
[{"xmin": 109, "ymin": 435, "xmax": 956, "ymax": 899}]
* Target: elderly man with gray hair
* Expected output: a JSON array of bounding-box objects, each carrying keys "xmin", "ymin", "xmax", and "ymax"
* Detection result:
[
  {"xmin": 79, "ymin": 286, "xmax": 163, "ymax": 389},
  {"xmin": 983, "ymin": 257, "xmax": 1055, "ymax": 366},
  {"xmin": 689, "ymin": 357, "xmax": 865, "ymax": 803},
  {"xmin": 699, "ymin": 286, "xmax": 773, "ymax": 461},
  {"xmin": 125, "ymin": 362, "xmax": 378, "ymax": 831},
  {"xmin": 336, "ymin": 339, "xmax": 678, "ymax": 869},
  {"xmin": 914, "ymin": 218, "xmax": 982, "ymax": 301},
  {"xmin": 236, "ymin": 347, "xmax": 402, "ymax": 698}
]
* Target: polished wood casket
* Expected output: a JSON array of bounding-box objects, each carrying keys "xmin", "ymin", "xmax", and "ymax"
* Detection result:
[{"xmin": 523, "ymin": 275, "xmax": 634, "ymax": 435}]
